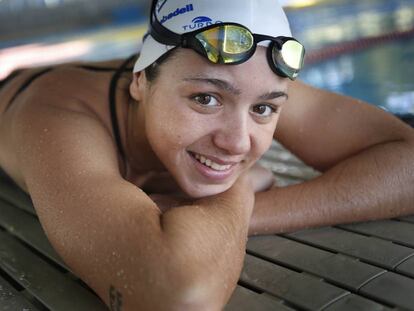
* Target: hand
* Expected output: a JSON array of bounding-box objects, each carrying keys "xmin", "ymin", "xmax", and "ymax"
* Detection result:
[{"xmin": 145, "ymin": 163, "xmax": 273, "ymax": 213}]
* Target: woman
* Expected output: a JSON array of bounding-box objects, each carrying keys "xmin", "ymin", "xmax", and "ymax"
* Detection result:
[{"xmin": 0, "ymin": 0, "xmax": 413, "ymax": 310}]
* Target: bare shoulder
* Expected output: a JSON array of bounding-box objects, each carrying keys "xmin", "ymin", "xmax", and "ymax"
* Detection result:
[
  {"xmin": 5, "ymin": 82, "xmax": 132, "ymax": 215},
  {"xmin": 0, "ymin": 61, "xmax": 131, "ymax": 191},
  {"xmin": 0, "ymin": 58, "xmax": 132, "ymax": 115}
]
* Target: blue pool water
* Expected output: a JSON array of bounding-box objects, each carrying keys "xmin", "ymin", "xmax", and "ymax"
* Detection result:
[{"xmin": 300, "ymin": 37, "xmax": 414, "ymax": 116}]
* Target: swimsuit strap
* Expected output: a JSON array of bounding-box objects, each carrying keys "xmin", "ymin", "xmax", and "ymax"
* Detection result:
[
  {"xmin": 0, "ymin": 69, "xmax": 23, "ymax": 90},
  {"xmin": 109, "ymin": 54, "xmax": 138, "ymax": 158},
  {"xmin": 3, "ymin": 68, "xmax": 53, "ymax": 113}
]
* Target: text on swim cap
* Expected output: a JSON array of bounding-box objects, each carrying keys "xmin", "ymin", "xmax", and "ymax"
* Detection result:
[
  {"xmin": 183, "ymin": 16, "xmax": 223, "ymax": 31},
  {"xmin": 160, "ymin": 4, "xmax": 194, "ymax": 24}
]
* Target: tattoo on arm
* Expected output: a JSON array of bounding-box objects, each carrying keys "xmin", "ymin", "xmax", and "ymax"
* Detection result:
[{"xmin": 109, "ymin": 285, "xmax": 123, "ymax": 311}]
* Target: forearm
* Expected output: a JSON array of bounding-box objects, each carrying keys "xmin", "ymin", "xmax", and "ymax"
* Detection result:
[
  {"xmin": 249, "ymin": 140, "xmax": 414, "ymax": 236},
  {"xmin": 161, "ymin": 180, "xmax": 254, "ymax": 309},
  {"xmin": 41, "ymin": 180, "xmax": 253, "ymax": 311},
  {"xmin": 92, "ymin": 184, "xmax": 254, "ymax": 311}
]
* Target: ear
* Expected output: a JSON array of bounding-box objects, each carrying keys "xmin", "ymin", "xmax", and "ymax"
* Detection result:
[{"xmin": 129, "ymin": 72, "xmax": 147, "ymax": 102}]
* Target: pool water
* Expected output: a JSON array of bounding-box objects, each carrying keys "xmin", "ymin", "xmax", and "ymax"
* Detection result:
[{"xmin": 300, "ymin": 37, "xmax": 414, "ymax": 116}]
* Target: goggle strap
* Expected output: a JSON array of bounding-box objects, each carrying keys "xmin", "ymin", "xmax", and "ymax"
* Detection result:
[
  {"xmin": 149, "ymin": 1, "xmax": 182, "ymax": 46},
  {"xmin": 148, "ymin": 0, "xmax": 304, "ymax": 80}
]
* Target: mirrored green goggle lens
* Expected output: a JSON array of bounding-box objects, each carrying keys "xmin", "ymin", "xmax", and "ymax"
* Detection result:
[
  {"xmin": 272, "ymin": 39, "xmax": 305, "ymax": 79},
  {"xmin": 281, "ymin": 40, "xmax": 305, "ymax": 70},
  {"xmin": 195, "ymin": 25, "xmax": 254, "ymax": 64}
]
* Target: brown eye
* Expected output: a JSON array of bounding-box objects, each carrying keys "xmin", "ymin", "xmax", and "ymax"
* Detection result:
[
  {"xmin": 252, "ymin": 104, "xmax": 276, "ymax": 117},
  {"xmin": 193, "ymin": 94, "xmax": 220, "ymax": 107}
]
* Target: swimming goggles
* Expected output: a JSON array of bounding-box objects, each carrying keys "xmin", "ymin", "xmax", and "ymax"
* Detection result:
[{"xmin": 149, "ymin": 8, "xmax": 305, "ymax": 80}]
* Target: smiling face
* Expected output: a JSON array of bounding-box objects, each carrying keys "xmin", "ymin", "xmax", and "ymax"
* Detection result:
[{"xmin": 130, "ymin": 47, "xmax": 289, "ymax": 198}]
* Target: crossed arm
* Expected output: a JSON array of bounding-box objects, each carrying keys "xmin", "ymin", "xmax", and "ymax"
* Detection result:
[
  {"xmin": 146, "ymin": 81, "xmax": 414, "ymax": 235},
  {"xmin": 8, "ymin": 88, "xmax": 255, "ymax": 310},
  {"xmin": 249, "ymin": 81, "xmax": 414, "ymax": 235}
]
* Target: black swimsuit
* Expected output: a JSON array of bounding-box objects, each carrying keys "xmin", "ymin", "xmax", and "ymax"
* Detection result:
[
  {"xmin": 0, "ymin": 55, "xmax": 138, "ymax": 154},
  {"xmin": 1, "ymin": 68, "xmax": 53, "ymax": 113},
  {"xmin": 108, "ymin": 54, "xmax": 137, "ymax": 158}
]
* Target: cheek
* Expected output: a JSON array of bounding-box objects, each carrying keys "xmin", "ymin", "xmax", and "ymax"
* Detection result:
[
  {"xmin": 251, "ymin": 120, "xmax": 278, "ymax": 159},
  {"xmin": 145, "ymin": 102, "xmax": 208, "ymax": 159},
  {"xmin": 146, "ymin": 109, "xmax": 184, "ymax": 156}
]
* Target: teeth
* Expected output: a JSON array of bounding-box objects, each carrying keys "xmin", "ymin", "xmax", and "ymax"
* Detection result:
[{"xmin": 193, "ymin": 153, "xmax": 232, "ymax": 171}]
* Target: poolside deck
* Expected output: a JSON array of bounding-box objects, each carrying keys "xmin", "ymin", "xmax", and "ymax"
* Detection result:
[{"xmin": 1, "ymin": 143, "xmax": 413, "ymax": 310}]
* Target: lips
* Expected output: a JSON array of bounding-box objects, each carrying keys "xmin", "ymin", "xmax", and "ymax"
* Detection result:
[
  {"xmin": 188, "ymin": 151, "xmax": 238, "ymax": 181},
  {"xmin": 193, "ymin": 153, "xmax": 232, "ymax": 171}
]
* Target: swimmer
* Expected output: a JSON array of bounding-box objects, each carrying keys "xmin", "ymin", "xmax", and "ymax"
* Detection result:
[{"xmin": 0, "ymin": 0, "xmax": 413, "ymax": 309}]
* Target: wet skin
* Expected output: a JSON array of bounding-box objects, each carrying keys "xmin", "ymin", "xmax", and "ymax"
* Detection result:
[
  {"xmin": 0, "ymin": 48, "xmax": 278, "ymax": 200},
  {"xmin": 127, "ymin": 47, "xmax": 288, "ymax": 198},
  {"xmin": 0, "ymin": 43, "xmax": 413, "ymax": 311}
]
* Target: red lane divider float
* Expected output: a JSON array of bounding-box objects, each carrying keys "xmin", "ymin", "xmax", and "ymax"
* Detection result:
[{"xmin": 305, "ymin": 27, "xmax": 414, "ymax": 65}]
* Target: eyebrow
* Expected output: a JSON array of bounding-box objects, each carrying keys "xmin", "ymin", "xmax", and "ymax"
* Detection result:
[
  {"xmin": 183, "ymin": 76, "xmax": 288, "ymax": 100},
  {"xmin": 259, "ymin": 91, "xmax": 289, "ymax": 101},
  {"xmin": 183, "ymin": 77, "xmax": 242, "ymax": 96}
]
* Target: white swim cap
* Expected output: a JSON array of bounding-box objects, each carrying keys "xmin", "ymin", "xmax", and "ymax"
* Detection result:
[{"xmin": 133, "ymin": 0, "xmax": 292, "ymax": 73}]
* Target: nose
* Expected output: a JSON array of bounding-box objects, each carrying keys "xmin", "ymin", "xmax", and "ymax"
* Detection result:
[{"xmin": 213, "ymin": 113, "xmax": 251, "ymax": 155}]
